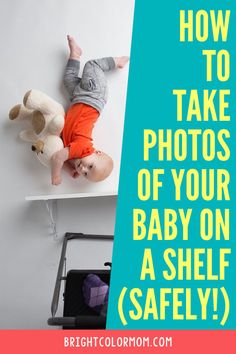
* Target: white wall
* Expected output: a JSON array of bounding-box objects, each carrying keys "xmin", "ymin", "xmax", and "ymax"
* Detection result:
[
  {"xmin": 3, "ymin": 0, "xmax": 134, "ymax": 196},
  {"xmin": 0, "ymin": 0, "xmax": 134, "ymax": 329}
]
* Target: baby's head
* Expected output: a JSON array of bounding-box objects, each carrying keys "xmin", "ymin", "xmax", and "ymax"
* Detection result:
[{"xmin": 75, "ymin": 151, "xmax": 113, "ymax": 182}]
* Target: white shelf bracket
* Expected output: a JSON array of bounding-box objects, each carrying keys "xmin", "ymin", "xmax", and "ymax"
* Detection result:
[{"xmin": 44, "ymin": 200, "xmax": 58, "ymax": 240}]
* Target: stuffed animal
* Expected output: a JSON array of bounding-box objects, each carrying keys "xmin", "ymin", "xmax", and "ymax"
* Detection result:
[{"xmin": 9, "ymin": 89, "xmax": 65, "ymax": 167}]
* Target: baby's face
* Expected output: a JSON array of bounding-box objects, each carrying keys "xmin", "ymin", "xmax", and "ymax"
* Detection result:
[{"xmin": 74, "ymin": 151, "xmax": 113, "ymax": 182}]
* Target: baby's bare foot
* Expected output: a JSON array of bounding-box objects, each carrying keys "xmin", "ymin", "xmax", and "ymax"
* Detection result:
[
  {"xmin": 114, "ymin": 56, "xmax": 130, "ymax": 69},
  {"xmin": 67, "ymin": 35, "xmax": 83, "ymax": 60}
]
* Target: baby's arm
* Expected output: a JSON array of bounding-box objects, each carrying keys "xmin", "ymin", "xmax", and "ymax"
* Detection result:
[{"xmin": 51, "ymin": 147, "xmax": 69, "ymax": 185}]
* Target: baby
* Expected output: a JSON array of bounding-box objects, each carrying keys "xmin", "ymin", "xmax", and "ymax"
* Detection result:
[{"xmin": 51, "ymin": 36, "xmax": 129, "ymax": 185}]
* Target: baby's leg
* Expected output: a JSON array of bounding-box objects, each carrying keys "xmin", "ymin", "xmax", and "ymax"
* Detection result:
[
  {"xmin": 63, "ymin": 36, "xmax": 82, "ymax": 98},
  {"xmin": 84, "ymin": 56, "xmax": 129, "ymax": 74},
  {"xmin": 80, "ymin": 57, "xmax": 115, "ymax": 95},
  {"xmin": 79, "ymin": 56, "xmax": 129, "ymax": 111},
  {"xmin": 81, "ymin": 56, "xmax": 129, "ymax": 91}
]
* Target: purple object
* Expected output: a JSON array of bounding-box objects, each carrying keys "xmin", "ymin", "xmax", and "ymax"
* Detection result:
[{"xmin": 83, "ymin": 274, "xmax": 109, "ymax": 313}]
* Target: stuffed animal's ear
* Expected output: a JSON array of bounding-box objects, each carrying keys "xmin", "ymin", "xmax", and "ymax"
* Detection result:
[
  {"xmin": 19, "ymin": 129, "xmax": 38, "ymax": 143},
  {"xmin": 9, "ymin": 104, "xmax": 33, "ymax": 121}
]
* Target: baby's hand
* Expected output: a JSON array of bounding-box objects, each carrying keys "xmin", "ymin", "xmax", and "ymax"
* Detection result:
[
  {"xmin": 52, "ymin": 175, "xmax": 62, "ymax": 185},
  {"xmin": 72, "ymin": 170, "xmax": 80, "ymax": 179}
]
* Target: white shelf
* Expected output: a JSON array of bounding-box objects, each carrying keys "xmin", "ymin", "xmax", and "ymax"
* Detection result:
[{"xmin": 25, "ymin": 190, "xmax": 118, "ymax": 201}]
